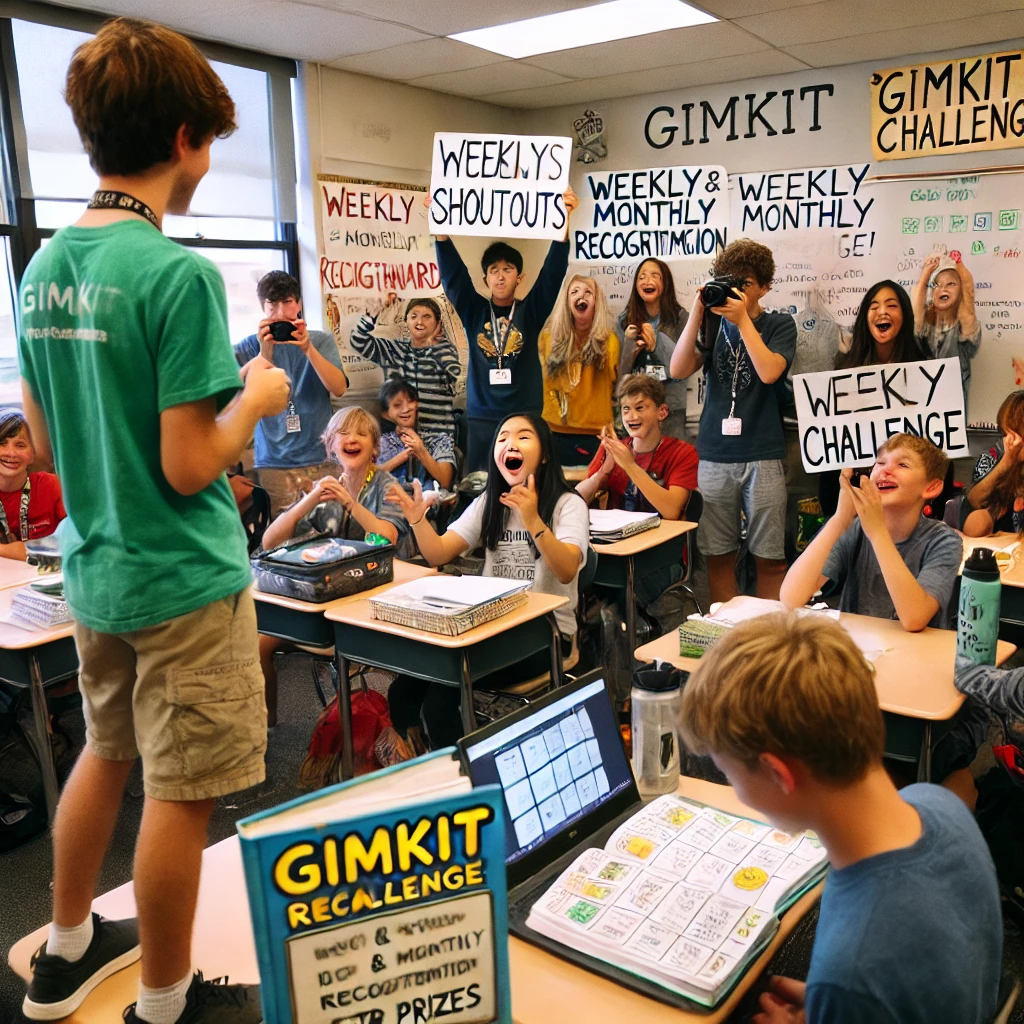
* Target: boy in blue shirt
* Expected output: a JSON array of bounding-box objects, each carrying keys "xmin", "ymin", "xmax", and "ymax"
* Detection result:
[
  {"xmin": 235, "ymin": 271, "xmax": 348, "ymax": 515},
  {"xmin": 432, "ymin": 187, "xmax": 578, "ymax": 472},
  {"xmin": 680, "ymin": 612, "xmax": 1002, "ymax": 1024}
]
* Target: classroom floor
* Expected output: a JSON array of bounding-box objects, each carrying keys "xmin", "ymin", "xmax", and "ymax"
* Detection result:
[{"xmin": 1, "ymin": 652, "xmax": 1023, "ymax": 1023}]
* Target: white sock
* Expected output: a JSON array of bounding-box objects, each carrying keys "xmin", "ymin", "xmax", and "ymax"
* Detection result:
[
  {"xmin": 134, "ymin": 972, "xmax": 193, "ymax": 1024},
  {"xmin": 45, "ymin": 914, "xmax": 94, "ymax": 962}
]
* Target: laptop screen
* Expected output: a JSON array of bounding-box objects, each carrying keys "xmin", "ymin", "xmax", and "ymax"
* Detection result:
[{"xmin": 461, "ymin": 673, "xmax": 635, "ymax": 871}]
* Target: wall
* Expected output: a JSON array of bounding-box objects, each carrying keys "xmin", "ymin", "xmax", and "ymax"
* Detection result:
[{"xmin": 296, "ymin": 63, "xmax": 551, "ymax": 335}]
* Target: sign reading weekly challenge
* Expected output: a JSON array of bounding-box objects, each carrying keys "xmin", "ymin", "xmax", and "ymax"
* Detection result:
[
  {"xmin": 573, "ymin": 164, "xmax": 728, "ymax": 263},
  {"xmin": 428, "ymin": 132, "xmax": 572, "ymax": 239},
  {"xmin": 794, "ymin": 357, "xmax": 967, "ymax": 473},
  {"xmin": 870, "ymin": 49, "xmax": 1024, "ymax": 160}
]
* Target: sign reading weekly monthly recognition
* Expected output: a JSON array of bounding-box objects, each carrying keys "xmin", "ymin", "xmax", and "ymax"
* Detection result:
[
  {"xmin": 793, "ymin": 357, "xmax": 968, "ymax": 472},
  {"xmin": 870, "ymin": 49, "xmax": 1024, "ymax": 160},
  {"xmin": 428, "ymin": 132, "xmax": 572, "ymax": 239}
]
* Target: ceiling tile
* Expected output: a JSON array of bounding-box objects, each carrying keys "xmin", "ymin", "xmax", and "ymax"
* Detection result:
[
  {"xmin": 328, "ymin": 0, "xmax": 603, "ymax": 35},
  {"xmin": 485, "ymin": 49, "xmax": 810, "ymax": 108},
  {"xmin": 408, "ymin": 61, "xmax": 573, "ymax": 98},
  {"xmin": 735, "ymin": 0, "xmax": 1024, "ymax": 47},
  {"xmin": 784, "ymin": 11, "xmax": 1024, "ymax": 66},
  {"xmin": 522, "ymin": 21, "xmax": 769, "ymax": 78},
  {"xmin": 328, "ymin": 37, "xmax": 505, "ymax": 78},
  {"xmin": 695, "ymin": 0, "xmax": 824, "ymax": 15}
]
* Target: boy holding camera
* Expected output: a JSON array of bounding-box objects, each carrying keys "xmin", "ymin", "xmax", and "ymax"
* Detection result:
[
  {"xmin": 670, "ymin": 239, "xmax": 796, "ymax": 603},
  {"xmin": 235, "ymin": 271, "xmax": 349, "ymax": 515}
]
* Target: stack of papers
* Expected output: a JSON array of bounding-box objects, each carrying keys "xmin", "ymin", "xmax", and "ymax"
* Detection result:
[
  {"xmin": 10, "ymin": 583, "xmax": 70, "ymax": 629},
  {"xmin": 589, "ymin": 509, "xmax": 661, "ymax": 542},
  {"xmin": 369, "ymin": 575, "xmax": 531, "ymax": 635}
]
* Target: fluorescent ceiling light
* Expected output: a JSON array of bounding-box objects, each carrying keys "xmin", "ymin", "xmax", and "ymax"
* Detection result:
[{"xmin": 450, "ymin": 0, "xmax": 717, "ymax": 60}]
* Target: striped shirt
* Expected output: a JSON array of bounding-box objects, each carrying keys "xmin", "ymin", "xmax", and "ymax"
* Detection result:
[{"xmin": 349, "ymin": 316, "xmax": 461, "ymax": 435}]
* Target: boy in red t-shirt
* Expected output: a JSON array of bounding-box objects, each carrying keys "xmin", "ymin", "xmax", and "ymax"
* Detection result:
[
  {"xmin": 577, "ymin": 374, "xmax": 698, "ymax": 606},
  {"xmin": 577, "ymin": 374, "xmax": 698, "ymax": 517},
  {"xmin": 0, "ymin": 410, "xmax": 65, "ymax": 560}
]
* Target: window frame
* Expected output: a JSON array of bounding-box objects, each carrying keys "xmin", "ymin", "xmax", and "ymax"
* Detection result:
[{"xmin": 0, "ymin": 1, "xmax": 299, "ymax": 298}]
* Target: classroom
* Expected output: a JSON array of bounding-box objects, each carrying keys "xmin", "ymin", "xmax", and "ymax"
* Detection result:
[{"xmin": 1, "ymin": 2, "xmax": 1024, "ymax": 1022}]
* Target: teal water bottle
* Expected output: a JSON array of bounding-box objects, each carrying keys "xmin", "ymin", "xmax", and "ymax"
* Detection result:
[{"xmin": 957, "ymin": 548, "xmax": 1002, "ymax": 666}]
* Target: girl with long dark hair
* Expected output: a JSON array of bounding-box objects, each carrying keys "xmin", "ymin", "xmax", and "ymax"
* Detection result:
[
  {"xmin": 821, "ymin": 281, "xmax": 929, "ymax": 515},
  {"xmin": 615, "ymin": 258, "xmax": 689, "ymax": 438},
  {"xmin": 386, "ymin": 412, "xmax": 590, "ymax": 748}
]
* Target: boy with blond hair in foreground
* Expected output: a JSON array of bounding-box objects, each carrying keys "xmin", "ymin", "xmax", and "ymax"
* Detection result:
[
  {"xmin": 781, "ymin": 433, "xmax": 961, "ymax": 631},
  {"xmin": 680, "ymin": 612, "xmax": 1001, "ymax": 1024}
]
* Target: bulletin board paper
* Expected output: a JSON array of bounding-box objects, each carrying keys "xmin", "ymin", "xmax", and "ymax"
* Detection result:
[{"xmin": 317, "ymin": 175, "xmax": 466, "ymax": 397}]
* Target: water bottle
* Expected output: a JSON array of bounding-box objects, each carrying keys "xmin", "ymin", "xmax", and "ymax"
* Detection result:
[
  {"xmin": 631, "ymin": 669, "xmax": 681, "ymax": 796},
  {"xmin": 957, "ymin": 547, "xmax": 1002, "ymax": 666}
]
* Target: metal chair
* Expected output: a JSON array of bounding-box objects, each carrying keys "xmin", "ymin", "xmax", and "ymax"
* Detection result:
[{"xmin": 659, "ymin": 490, "xmax": 704, "ymax": 616}]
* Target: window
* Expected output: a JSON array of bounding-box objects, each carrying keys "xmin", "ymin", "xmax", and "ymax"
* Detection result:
[{"xmin": 2, "ymin": 9, "xmax": 298, "ymax": 355}]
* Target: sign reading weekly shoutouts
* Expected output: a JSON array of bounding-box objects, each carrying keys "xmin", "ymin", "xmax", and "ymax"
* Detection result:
[
  {"xmin": 793, "ymin": 357, "xmax": 968, "ymax": 473},
  {"xmin": 428, "ymin": 132, "xmax": 572, "ymax": 240},
  {"xmin": 870, "ymin": 49, "xmax": 1024, "ymax": 160}
]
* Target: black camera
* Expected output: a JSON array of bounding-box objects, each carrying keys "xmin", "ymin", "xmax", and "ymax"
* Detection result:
[
  {"xmin": 701, "ymin": 276, "xmax": 746, "ymax": 308},
  {"xmin": 269, "ymin": 320, "xmax": 297, "ymax": 342}
]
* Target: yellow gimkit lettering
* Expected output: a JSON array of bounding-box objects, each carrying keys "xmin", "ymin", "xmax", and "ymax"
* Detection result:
[
  {"xmin": 344, "ymin": 827, "xmax": 393, "ymax": 882},
  {"xmin": 274, "ymin": 843, "xmax": 321, "ymax": 896},
  {"xmin": 453, "ymin": 807, "xmax": 492, "ymax": 857},
  {"xmin": 396, "ymin": 818, "xmax": 434, "ymax": 871}
]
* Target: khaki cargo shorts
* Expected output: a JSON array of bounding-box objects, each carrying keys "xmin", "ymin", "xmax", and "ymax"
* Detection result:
[{"xmin": 74, "ymin": 589, "xmax": 267, "ymax": 802}]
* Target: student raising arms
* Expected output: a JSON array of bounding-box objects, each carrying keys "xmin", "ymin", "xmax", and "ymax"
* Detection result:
[
  {"xmin": 962, "ymin": 390, "xmax": 1024, "ymax": 536},
  {"xmin": 387, "ymin": 413, "xmax": 589, "ymax": 748}
]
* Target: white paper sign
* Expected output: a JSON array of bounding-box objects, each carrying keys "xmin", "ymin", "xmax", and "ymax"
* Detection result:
[
  {"xmin": 573, "ymin": 165, "xmax": 729, "ymax": 264},
  {"xmin": 428, "ymin": 132, "xmax": 572, "ymax": 239},
  {"xmin": 793, "ymin": 357, "xmax": 968, "ymax": 472}
]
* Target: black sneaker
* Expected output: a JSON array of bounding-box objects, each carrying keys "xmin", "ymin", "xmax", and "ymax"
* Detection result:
[
  {"xmin": 23, "ymin": 913, "xmax": 141, "ymax": 1020},
  {"xmin": 122, "ymin": 971, "xmax": 263, "ymax": 1024}
]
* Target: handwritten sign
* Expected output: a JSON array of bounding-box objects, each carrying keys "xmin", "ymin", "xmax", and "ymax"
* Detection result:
[
  {"xmin": 428, "ymin": 132, "xmax": 571, "ymax": 239},
  {"xmin": 573, "ymin": 165, "xmax": 728, "ymax": 263},
  {"xmin": 317, "ymin": 175, "xmax": 466, "ymax": 397},
  {"xmin": 870, "ymin": 49, "xmax": 1024, "ymax": 160},
  {"xmin": 793, "ymin": 357, "xmax": 967, "ymax": 472}
]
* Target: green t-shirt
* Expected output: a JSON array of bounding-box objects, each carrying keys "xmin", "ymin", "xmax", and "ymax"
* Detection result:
[{"xmin": 18, "ymin": 220, "xmax": 252, "ymax": 633}]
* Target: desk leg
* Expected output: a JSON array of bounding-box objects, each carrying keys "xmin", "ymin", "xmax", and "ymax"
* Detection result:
[
  {"xmin": 917, "ymin": 722, "xmax": 933, "ymax": 783},
  {"xmin": 29, "ymin": 655, "xmax": 60, "ymax": 824},
  {"xmin": 547, "ymin": 614, "xmax": 563, "ymax": 689},
  {"xmin": 625, "ymin": 556, "xmax": 638, "ymax": 670},
  {"xmin": 460, "ymin": 653, "xmax": 476, "ymax": 737},
  {"xmin": 336, "ymin": 654, "xmax": 354, "ymax": 783}
]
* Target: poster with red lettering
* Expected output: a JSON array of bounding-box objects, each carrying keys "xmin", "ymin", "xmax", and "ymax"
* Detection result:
[{"xmin": 318, "ymin": 175, "xmax": 467, "ymax": 396}]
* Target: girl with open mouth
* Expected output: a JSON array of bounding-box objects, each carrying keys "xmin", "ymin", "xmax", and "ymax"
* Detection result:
[
  {"xmin": 912, "ymin": 254, "xmax": 981, "ymax": 413},
  {"xmin": 539, "ymin": 274, "xmax": 618, "ymax": 466},
  {"xmin": 615, "ymin": 258, "xmax": 689, "ymax": 439},
  {"xmin": 820, "ymin": 281, "xmax": 929, "ymax": 517},
  {"xmin": 386, "ymin": 413, "xmax": 590, "ymax": 751}
]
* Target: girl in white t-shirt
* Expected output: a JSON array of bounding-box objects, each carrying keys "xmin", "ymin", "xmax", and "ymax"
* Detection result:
[{"xmin": 386, "ymin": 412, "xmax": 590, "ymax": 748}]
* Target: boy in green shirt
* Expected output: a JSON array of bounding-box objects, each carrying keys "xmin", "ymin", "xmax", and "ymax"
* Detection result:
[{"xmin": 16, "ymin": 18, "xmax": 289, "ymax": 1024}]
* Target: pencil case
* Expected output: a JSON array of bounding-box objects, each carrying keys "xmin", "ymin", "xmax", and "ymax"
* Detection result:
[{"xmin": 252, "ymin": 534, "xmax": 394, "ymax": 603}]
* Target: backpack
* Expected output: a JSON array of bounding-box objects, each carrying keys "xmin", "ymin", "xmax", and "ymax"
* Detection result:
[{"xmin": 0, "ymin": 786, "xmax": 47, "ymax": 852}]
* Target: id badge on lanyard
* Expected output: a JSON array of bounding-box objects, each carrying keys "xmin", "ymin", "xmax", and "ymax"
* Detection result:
[
  {"xmin": 285, "ymin": 402, "xmax": 301, "ymax": 433},
  {"xmin": 488, "ymin": 301, "xmax": 516, "ymax": 386},
  {"xmin": 722, "ymin": 321, "xmax": 743, "ymax": 437}
]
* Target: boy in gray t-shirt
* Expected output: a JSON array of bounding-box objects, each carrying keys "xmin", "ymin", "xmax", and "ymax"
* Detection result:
[{"xmin": 782, "ymin": 433, "xmax": 961, "ymax": 631}]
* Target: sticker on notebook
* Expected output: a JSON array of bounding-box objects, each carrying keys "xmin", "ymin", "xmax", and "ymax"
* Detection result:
[
  {"xmin": 616, "ymin": 834, "xmax": 657, "ymax": 860},
  {"xmin": 564, "ymin": 899, "xmax": 602, "ymax": 926},
  {"xmin": 596, "ymin": 859, "xmax": 636, "ymax": 882},
  {"xmin": 732, "ymin": 866, "xmax": 769, "ymax": 891}
]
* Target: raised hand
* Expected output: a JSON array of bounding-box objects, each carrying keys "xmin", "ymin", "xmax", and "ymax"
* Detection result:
[
  {"xmin": 601, "ymin": 428, "xmax": 636, "ymax": 471},
  {"xmin": 386, "ymin": 479, "xmax": 430, "ymax": 524},
  {"xmin": 847, "ymin": 473, "xmax": 886, "ymax": 540},
  {"xmin": 499, "ymin": 473, "xmax": 541, "ymax": 529},
  {"xmin": 317, "ymin": 475, "xmax": 353, "ymax": 509},
  {"xmin": 398, "ymin": 428, "xmax": 427, "ymax": 458}
]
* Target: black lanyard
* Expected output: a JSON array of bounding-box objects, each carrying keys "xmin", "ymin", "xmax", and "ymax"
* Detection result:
[
  {"xmin": 0, "ymin": 476, "xmax": 30, "ymax": 543},
  {"xmin": 87, "ymin": 190, "xmax": 160, "ymax": 229}
]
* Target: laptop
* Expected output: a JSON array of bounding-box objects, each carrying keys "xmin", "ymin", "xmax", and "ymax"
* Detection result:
[{"xmin": 460, "ymin": 670, "xmax": 700, "ymax": 1007}]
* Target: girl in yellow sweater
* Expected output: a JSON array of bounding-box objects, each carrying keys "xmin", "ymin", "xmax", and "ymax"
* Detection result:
[{"xmin": 539, "ymin": 274, "xmax": 619, "ymax": 466}]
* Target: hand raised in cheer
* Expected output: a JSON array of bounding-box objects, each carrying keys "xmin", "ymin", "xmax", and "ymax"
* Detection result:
[
  {"xmin": 316, "ymin": 475, "xmax": 354, "ymax": 510},
  {"xmin": 398, "ymin": 427, "xmax": 427, "ymax": 459},
  {"xmin": 599, "ymin": 424, "xmax": 636, "ymax": 471},
  {"xmin": 386, "ymin": 479, "xmax": 431, "ymax": 525}
]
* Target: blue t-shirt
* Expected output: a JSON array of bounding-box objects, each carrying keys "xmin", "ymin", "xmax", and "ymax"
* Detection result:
[
  {"xmin": 806, "ymin": 784, "xmax": 1001, "ymax": 1024},
  {"xmin": 697, "ymin": 311, "xmax": 797, "ymax": 462},
  {"xmin": 234, "ymin": 329, "xmax": 346, "ymax": 469}
]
